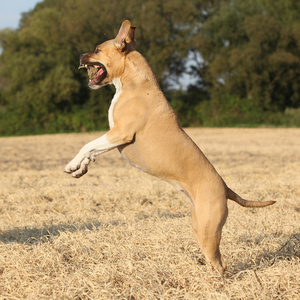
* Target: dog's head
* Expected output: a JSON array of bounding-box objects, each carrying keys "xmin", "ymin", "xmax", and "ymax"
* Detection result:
[{"xmin": 79, "ymin": 20, "xmax": 136, "ymax": 89}]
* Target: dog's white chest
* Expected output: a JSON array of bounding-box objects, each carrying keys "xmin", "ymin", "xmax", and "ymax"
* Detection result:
[{"xmin": 109, "ymin": 78, "xmax": 123, "ymax": 128}]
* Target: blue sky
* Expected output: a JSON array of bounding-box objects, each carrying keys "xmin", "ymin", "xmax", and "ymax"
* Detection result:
[{"xmin": 0, "ymin": 0, "xmax": 41, "ymax": 30}]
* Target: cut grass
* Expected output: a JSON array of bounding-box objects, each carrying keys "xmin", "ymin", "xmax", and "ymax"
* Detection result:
[{"xmin": 0, "ymin": 128, "xmax": 299, "ymax": 299}]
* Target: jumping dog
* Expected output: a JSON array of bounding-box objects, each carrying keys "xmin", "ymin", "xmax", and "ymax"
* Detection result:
[{"xmin": 65, "ymin": 20, "xmax": 275, "ymax": 274}]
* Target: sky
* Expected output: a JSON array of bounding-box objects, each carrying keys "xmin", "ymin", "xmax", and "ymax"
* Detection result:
[{"xmin": 0, "ymin": 0, "xmax": 41, "ymax": 30}]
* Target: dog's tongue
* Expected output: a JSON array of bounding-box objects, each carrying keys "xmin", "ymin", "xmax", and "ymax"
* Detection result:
[{"xmin": 97, "ymin": 68, "xmax": 104, "ymax": 77}]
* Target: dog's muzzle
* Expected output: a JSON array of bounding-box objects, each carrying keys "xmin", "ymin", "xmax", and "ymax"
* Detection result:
[{"xmin": 78, "ymin": 53, "xmax": 107, "ymax": 87}]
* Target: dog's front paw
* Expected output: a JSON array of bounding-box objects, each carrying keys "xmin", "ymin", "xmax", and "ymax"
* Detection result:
[
  {"xmin": 65, "ymin": 157, "xmax": 90, "ymax": 178},
  {"xmin": 64, "ymin": 157, "xmax": 81, "ymax": 173}
]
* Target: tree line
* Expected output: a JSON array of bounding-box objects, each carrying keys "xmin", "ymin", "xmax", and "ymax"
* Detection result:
[{"xmin": 0, "ymin": 0, "xmax": 299, "ymax": 136}]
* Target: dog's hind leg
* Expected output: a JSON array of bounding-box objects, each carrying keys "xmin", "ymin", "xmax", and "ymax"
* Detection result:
[{"xmin": 191, "ymin": 192, "xmax": 228, "ymax": 274}]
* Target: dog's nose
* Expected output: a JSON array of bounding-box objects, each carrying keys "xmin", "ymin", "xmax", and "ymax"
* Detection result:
[
  {"xmin": 79, "ymin": 53, "xmax": 88, "ymax": 69},
  {"xmin": 79, "ymin": 53, "xmax": 88, "ymax": 63}
]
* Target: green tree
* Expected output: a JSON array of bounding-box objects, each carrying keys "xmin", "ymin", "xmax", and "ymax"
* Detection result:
[
  {"xmin": 197, "ymin": 0, "xmax": 300, "ymax": 112},
  {"xmin": 0, "ymin": 0, "xmax": 203, "ymax": 135},
  {"xmin": 1, "ymin": 0, "xmax": 299, "ymax": 135}
]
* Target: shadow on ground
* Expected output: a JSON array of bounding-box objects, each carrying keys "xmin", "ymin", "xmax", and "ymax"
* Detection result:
[{"xmin": 0, "ymin": 210, "xmax": 188, "ymax": 244}]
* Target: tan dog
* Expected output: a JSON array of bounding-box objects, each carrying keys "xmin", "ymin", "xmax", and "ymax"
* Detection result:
[{"xmin": 65, "ymin": 20, "xmax": 275, "ymax": 274}]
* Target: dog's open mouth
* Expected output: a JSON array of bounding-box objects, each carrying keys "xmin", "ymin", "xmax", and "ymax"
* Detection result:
[{"xmin": 79, "ymin": 63, "xmax": 107, "ymax": 86}]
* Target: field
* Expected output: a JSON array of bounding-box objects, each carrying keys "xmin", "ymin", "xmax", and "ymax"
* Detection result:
[{"xmin": 0, "ymin": 128, "xmax": 299, "ymax": 299}]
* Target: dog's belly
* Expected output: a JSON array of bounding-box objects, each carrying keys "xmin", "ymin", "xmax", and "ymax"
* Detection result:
[
  {"xmin": 119, "ymin": 149, "xmax": 146, "ymax": 172},
  {"xmin": 118, "ymin": 126, "xmax": 212, "ymax": 183},
  {"xmin": 118, "ymin": 141, "xmax": 197, "ymax": 207},
  {"xmin": 118, "ymin": 140, "xmax": 169, "ymax": 178}
]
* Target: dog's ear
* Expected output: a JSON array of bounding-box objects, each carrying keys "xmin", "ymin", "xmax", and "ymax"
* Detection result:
[
  {"xmin": 126, "ymin": 26, "xmax": 136, "ymax": 49},
  {"xmin": 115, "ymin": 20, "xmax": 136, "ymax": 51}
]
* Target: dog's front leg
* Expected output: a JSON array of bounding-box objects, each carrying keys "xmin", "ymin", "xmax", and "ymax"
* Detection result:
[{"xmin": 65, "ymin": 130, "xmax": 133, "ymax": 178}]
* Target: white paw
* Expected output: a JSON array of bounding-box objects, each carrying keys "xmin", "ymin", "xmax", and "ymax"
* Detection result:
[
  {"xmin": 65, "ymin": 157, "xmax": 90, "ymax": 178},
  {"xmin": 64, "ymin": 157, "xmax": 81, "ymax": 173}
]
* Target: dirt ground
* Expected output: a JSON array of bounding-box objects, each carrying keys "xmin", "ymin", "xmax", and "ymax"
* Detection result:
[{"xmin": 0, "ymin": 128, "xmax": 299, "ymax": 299}]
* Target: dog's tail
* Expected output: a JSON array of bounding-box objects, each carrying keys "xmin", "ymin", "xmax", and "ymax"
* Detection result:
[{"xmin": 227, "ymin": 187, "xmax": 276, "ymax": 208}]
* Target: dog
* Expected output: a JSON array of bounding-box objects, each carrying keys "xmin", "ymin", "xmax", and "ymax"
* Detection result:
[{"xmin": 65, "ymin": 20, "xmax": 275, "ymax": 274}]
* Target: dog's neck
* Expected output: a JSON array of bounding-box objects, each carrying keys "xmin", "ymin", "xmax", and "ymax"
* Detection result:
[
  {"xmin": 111, "ymin": 77, "xmax": 122, "ymax": 93},
  {"xmin": 109, "ymin": 77, "xmax": 123, "ymax": 128},
  {"xmin": 119, "ymin": 51, "xmax": 160, "ymax": 89}
]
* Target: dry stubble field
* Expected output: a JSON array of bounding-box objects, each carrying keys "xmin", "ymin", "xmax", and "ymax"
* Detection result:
[{"xmin": 0, "ymin": 128, "xmax": 299, "ymax": 299}]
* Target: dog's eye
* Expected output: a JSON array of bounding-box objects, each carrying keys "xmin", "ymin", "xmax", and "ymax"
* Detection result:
[{"xmin": 95, "ymin": 49, "xmax": 101, "ymax": 54}]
